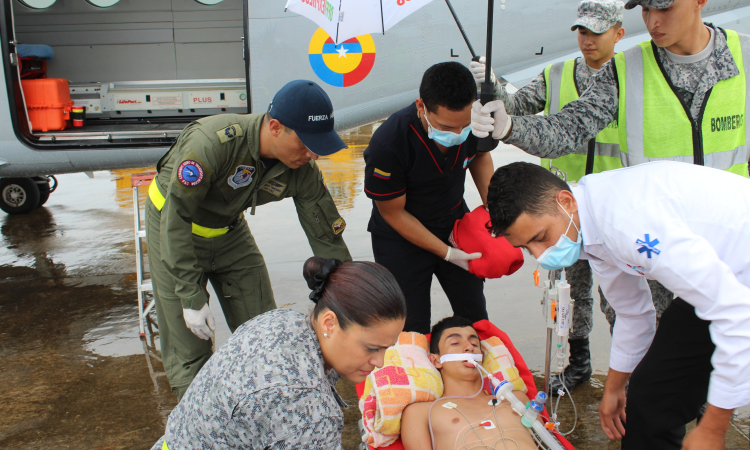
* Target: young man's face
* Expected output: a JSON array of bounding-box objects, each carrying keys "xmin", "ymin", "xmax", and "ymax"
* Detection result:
[
  {"xmin": 415, "ymin": 99, "xmax": 472, "ymax": 135},
  {"xmin": 577, "ymin": 26, "xmax": 623, "ymax": 66},
  {"xmin": 641, "ymin": 0, "xmax": 704, "ymax": 49},
  {"xmin": 431, "ymin": 326, "xmax": 482, "ymax": 379},
  {"xmin": 502, "ymin": 191, "xmax": 579, "ymax": 259}
]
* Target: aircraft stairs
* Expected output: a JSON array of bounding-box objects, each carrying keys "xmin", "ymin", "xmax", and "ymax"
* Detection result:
[{"xmin": 131, "ymin": 172, "xmax": 167, "ymax": 389}]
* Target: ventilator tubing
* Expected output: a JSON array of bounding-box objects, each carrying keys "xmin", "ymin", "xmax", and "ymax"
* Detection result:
[
  {"xmin": 522, "ymin": 392, "xmax": 547, "ymax": 427},
  {"xmin": 493, "ymin": 381, "xmax": 565, "ymax": 450},
  {"xmin": 439, "ymin": 353, "xmax": 484, "ymax": 364}
]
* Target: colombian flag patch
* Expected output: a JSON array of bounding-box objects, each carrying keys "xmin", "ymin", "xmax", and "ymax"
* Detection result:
[{"xmin": 373, "ymin": 168, "xmax": 391, "ymax": 180}]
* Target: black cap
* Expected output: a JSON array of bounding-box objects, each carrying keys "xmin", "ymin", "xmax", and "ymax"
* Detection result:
[{"xmin": 268, "ymin": 80, "xmax": 347, "ymax": 156}]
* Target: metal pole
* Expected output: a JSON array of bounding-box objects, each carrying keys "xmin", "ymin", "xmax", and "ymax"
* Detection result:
[
  {"xmin": 380, "ymin": 0, "xmax": 385, "ymax": 35},
  {"xmin": 476, "ymin": 0, "xmax": 496, "ymax": 152},
  {"xmin": 484, "ymin": 0, "xmax": 494, "ymax": 85},
  {"xmin": 335, "ymin": 0, "xmax": 342, "ymax": 44},
  {"xmin": 544, "ymin": 328, "xmax": 553, "ymax": 396},
  {"xmin": 444, "ymin": 0, "xmax": 476, "ymax": 58}
]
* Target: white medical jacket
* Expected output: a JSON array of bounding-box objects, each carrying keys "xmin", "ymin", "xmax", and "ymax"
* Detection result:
[{"xmin": 573, "ymin": 161, "xmax": 750, "ymax": 409}]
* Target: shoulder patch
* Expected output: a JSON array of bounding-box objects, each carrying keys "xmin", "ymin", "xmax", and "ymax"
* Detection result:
[
  {"xmin": 177, "ymin": 160, "xmax": 204, "ymax": 187},
  {"xmin": 373, "ymin": 168, "xmax": 391, "ymax": 180},
  {"xmin": 228, "ymin": 165, "xmax": 255, "ymax": 189},
  {"xmin": 216, "ymin": 123, "xmax": 244, "ymax": 143},
  {"xmin": 332, "ymin": 217, "xmax": 346, "ymax": 235}
]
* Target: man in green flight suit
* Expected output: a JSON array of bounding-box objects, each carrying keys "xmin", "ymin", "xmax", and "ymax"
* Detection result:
[{"xmin": 146, "ymin": 80, "xmax": 352, "ymax": 400}]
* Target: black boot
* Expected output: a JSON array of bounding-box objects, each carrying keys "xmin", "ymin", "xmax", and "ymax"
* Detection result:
[{"xmin": 550, "ymin": 338, "xmax": 592, "ymax": 396}]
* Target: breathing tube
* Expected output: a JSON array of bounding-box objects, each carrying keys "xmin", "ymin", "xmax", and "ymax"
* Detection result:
[{"xmin": 426, "ymin": 354, "xmax": 565, "ymax": 450}]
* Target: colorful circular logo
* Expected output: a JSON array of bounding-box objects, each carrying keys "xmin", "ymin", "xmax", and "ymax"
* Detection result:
[
  {"xmin": 177, "ymin": 160, "xmax": 204, "ymax": 187},
  {"xmin": 308, "ymin": 28, "xmax": 376, "ymax": 88}
]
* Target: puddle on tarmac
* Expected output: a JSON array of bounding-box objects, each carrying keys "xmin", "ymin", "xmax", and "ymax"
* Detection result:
[
  {"xmin": 83, "ymin": 305, "xmax": 155, "ymax": 358},
  {"xmin": 1, "ymin": 123, "xmax": 748, "ymax": 449}
]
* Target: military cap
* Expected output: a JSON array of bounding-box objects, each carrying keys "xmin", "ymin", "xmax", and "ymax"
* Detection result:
[
  {"xmin": 624, "ymin": 0, "xmax": 674, "ymax": 9},
  {"xmin": 571, "ymin": 0, "xmax": 625, "ymax": 34}
]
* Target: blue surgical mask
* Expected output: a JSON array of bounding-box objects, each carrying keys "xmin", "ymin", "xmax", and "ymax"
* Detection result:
[
  {"xmin": 423, "ymin": 108, "xmax": 471, "ymax": 147},
  {"xmin": 537, "ymin": 201, "xmax": 582, "ymax": 271}
]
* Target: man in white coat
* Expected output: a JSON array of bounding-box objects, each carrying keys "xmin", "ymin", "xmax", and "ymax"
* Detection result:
[{"xmin": 485, "ymin": 161, "xmax": 750, "ymax": 450}]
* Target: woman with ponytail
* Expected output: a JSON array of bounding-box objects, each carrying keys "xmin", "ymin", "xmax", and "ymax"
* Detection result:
[{"xmin": 152, "ymin": 257, "xmax": 406, "ymax": 450}]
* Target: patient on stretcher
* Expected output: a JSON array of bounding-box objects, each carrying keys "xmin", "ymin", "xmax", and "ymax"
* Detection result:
[{"xmin": 400, "ymin": 317, "xmax": 538, "ymax": 450}]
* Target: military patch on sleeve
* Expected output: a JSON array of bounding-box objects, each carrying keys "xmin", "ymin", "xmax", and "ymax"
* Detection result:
[
  {"xmin": 216, "ymin": 123, "xmax": 244, "ymax": 143},
  {"xmin": 227, "ymin": 165, "xmax": 255, "ymax": 189},
  {"xmin": 260, "ymin": 179, "xmax": 287, "ymax": 197},
  {"xmin": 332, "ymin": 217, "xmax": 346, "ymax": 235},
  {"xmin": 177, "ymin": 160, "xmax": 204, "ymax": 187}
]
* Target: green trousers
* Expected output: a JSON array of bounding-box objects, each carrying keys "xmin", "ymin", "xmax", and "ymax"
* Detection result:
[{"xmin": 145, "ymin": 199, "xmax": 276, "ymax": 400}]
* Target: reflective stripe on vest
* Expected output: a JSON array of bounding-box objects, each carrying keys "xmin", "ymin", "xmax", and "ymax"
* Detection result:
[
  {"xmin": 162, "ymin": 441, "xmax": 169, "ymax": 450},
  {"xmin": 148, "ymin": 178, "xmax": 235, "ymax": 239},
  {"xmin": 542, "ymin": 59, "xmax": 623, "ymax": 181},
  {"xmin": 615, "ymin": 30, "xmax": 750, "ymax": 177}
]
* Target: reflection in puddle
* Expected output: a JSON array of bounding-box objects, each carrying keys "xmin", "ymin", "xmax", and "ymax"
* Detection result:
[
  {"xmin": 112, "ymin": 167, "xmax": 155, "ymax": 210},
  {"xmin": 317, "ymin": 145, "xmax": 366, "ymax": 212},
  {"xmin": 83, "ymin": 305, "xmax": 153, "ymax": 357}
]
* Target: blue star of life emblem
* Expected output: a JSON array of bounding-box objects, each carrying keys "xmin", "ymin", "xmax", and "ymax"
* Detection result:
[{"xmin": 636, "ymin": 234, "xmax": 661, "ymax": 259}]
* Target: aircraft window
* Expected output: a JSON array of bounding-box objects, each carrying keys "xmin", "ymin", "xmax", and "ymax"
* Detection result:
[
  {"xmin": 86, "ymin": 0, "xmax": 120, "ymax": 6},
  {"xmin": 195, "ymin": 0, "xmax": 224, "ymax": 4},
  {"xmin": 18, "ymin": 0, "xmax": 56, "ymax": 8}
]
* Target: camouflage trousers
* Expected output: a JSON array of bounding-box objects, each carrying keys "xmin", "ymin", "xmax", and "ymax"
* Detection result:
[{"xmin": 552, "ymin": 259, "xmax": 674, "ymax": 339}]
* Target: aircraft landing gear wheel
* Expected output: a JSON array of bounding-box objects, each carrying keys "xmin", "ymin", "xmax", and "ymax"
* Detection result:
[
  {"xmin": 0, "ymin": 177, "xmax": 40, "ymax": 215},
  {"xmin": 33, "ymin": 175, "xmax": 56, "ymax": 207}
]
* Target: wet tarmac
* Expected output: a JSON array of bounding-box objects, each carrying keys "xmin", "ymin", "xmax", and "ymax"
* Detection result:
[{"xmin": 1, "ymin": 123, "xmax": 749, "ymax": 449}]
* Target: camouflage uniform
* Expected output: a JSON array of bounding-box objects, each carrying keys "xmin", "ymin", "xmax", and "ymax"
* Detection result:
[
  {"xmin": 503, "ymin": 23, "xmax": 739, "ymax": 160},
  {"xmin": 494, "ymin": 55, "xmax": 598, "ymax": 117},
  {"xmin": 504, "ymin": 23, "xmax": 746, "ymax": 329},
  {"xmin": 151, "ymin": 309, "xmax": 346, "ymax": 450}
]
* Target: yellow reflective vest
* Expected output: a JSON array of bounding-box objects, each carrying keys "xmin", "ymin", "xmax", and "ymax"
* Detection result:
[
  {"xmin": 541, "ymin": 59, "xmax": 622, "ymax": 182},
  {"xmin": 614, "ymin": 29, "xmax": 750, "ymax": 177}
]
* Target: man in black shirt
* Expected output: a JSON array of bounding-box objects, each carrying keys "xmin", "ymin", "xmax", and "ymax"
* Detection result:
[{"xmin": 364, "ymin": 62, "xmax": 496, "ymax": 333}]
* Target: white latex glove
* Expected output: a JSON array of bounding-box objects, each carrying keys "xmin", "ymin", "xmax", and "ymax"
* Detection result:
[
  {"xmin": 183, "ymin": 303, "xmax": 216, "ymax": 340},
  {"xmin": 471, "ymin": 99, "xmax": 511, "ymax": 140},
  {"xmin": 469, "ymin": 56, "xmax": 497, "ymax": 88},
  {"xmin": 445, "ymin": 246, "xmax": 482, "ymax": 271}
]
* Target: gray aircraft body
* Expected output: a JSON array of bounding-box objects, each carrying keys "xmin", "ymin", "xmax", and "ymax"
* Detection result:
[{"xmin": 0, "ymin": 0, "xmax": 748, "ymax": 213}]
